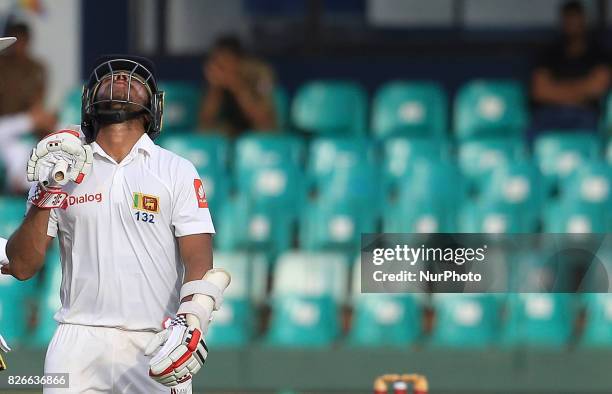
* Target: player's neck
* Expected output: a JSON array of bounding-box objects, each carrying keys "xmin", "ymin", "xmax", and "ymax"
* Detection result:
[{"xmin": 95, "ymin": 123, "xmax": 145, "ymax": 164}]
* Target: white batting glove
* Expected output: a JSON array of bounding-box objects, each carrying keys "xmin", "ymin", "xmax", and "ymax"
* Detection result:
[
  {"xmin": 27, "ymin": 129, "xmax": 93, "ymax": 209},
  {"xmin": 145, "ymin": 315, "xmax": 208, "ymax": 387},
  {"xmin": 0, "ymin": 332, "xmax": 10, "ymax": 371},
  {"xmin": 0, "ymin": 238, "xmax": 8, "ymax": 267}
]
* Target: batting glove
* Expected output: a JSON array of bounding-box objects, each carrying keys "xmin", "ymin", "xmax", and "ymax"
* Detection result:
[
  {"xmin": 0, "ymin": 332, "xmax": 10, "ymax": 371},
  {"xmin": 145, "ymin": 315, "xmax": 208, "ymax": 387},
  {"xmin": 27, "ymin": 129, "xmax": 93, "ymax": 209}
]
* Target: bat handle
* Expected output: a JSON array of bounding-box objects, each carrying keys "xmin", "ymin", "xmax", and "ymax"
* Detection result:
[{"xmin": 51, "ymin": 160, "xmax": 69, "ymax": 186}]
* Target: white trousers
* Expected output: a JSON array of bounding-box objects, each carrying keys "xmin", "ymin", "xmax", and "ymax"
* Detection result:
[{"xmin": 43, "ymin": 324, "xmax": 192, "ymax": 394}]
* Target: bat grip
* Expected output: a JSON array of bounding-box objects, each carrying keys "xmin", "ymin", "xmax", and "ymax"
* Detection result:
[{"xmin": 51, "ymin": 160, "xmax": 69, "ymax": 186}]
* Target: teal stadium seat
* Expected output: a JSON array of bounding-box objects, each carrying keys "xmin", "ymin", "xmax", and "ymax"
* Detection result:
[
  {"xmin": 157, "ymin": 133, "xmax": 229, "ymax": 213},
  {"xmin": 459, "ymin": 200, "xmax": 535, "ymax": 233},
  {"xmin": 371, "ymin": 81, "xmax": 447, "ymax": 140},
  {"xmin": 558, "ymin": 161, "xmax": 611, "ymax": 208},
  {"xmin": 457, "ymin": 137, "xmax": 525, "ymax": 196},
  {"xmin": 455, "ymin": 80, "xmax": 527, "ymax": 140},
  {"xmin": 292, "ymin": 80, "xmax": 367, "ymax": 135},
  {"xmin": 216, "ymin": 135, "xmax": 304, "ymax": 254},
  {"xmin": 430, "ymin": 294, "xmax": 500, "ymax": 348},
  {"xmin": 543, "ymin": 200, "xmax": 606, "ymax": 233},
  {"xmin": 59, "ymin": 87, "xmax": 83, "ymax": 126},
  {"xmin": 503, "ymin": 293, "xmax": 576, "ymax": 348},
  {"xmin": 0, "ymin": 197, "xmax": 33, "ymax": 346},
  {"xmin": 383, "ymin": 159, "xmax": 463, "ymax": 233},
  {"xmin": 158, "ymin": 82, "xmax": 201, "ymax": 131},
  {"xmin": 267, "ymin": 252, "xmax": 348, "ymax": 347},
  {"xmin": 308, "ymin": 137, "xmax": 378, "ymax": 207},
  {"xmin": 382, "ymin": 138, "xmax": 448, "ymax": 198},
  {"xmin": 461, "ymin": 161, "xmax": 543, "ymax": 233},
  {"xmin": 299, "ymin": 198, "xmax": 377, "ymax": 253},
  {"xmin": 349, "ymin": 261, "xmax": 424, "ymax": 346},
  {"xmin": 534, "ymin": 132, "xmax": 600, "ymax": 194},
  {"xmin": 31, "ymin": 246, "xmax": 62, "ymax": 348},
  {"xmin": 205, "ymin": 253, "xmax": 267, "ymax": 347}
]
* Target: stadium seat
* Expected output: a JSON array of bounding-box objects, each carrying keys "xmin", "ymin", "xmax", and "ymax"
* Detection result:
[
  {"xmin": 457, "ymin": 137, "xmax": 525, "ymax": 196},
  {"xmin": 543, "ymin": 200, "xmax": 606, "ymax": 233},
  {"xmin": 292, "ymin": 80, "xmax": 367, "ymax": 135},
  {"xmin": 557, "ymin": 160, "xmax": 611, "ymax": 209},
  {"xmin": 371, "ymin": 81, "xmax": 447, "ymax": 140},
  {"xmin": 158, "ymin": 82, "xmax": 201, "ymax": 131},
  {"xmin": 503, "ymin": 293, "xmax": 576, "ymax": 348},
  {"xmin": 461, "ymin": 161, "xmax": 544, "ymax": 232},
  {"xmin": 31, "ymin": 246, "xmax": 62, "ymax": 348},
  {"xmin": 299, "ymin": 198, "xmax": 377, "ymax": 253},
  {"xmin": 308, "ymin": 137, "xmax": 379, "ymax": 208},
  {"xmin": 205, "ymin": 253, "xmax": 267, "ymax": 347},
  {"xmin": 349, "ymin": 261, "xmax": 423, "ymax": 346},
  {"xmin": 216, "ymin": 134, "xmax": 304, "ymax": 254},
  {"xmin": 157, "ymin": 133, "xmax": 229, "ymax": 213},
  {"xmin": 267, "ymin": 252, "xmax": 348, "ymax": 347},
  {"xmin": 235, "ymin": 133, "xmax": 304, "ymax": 209},
  {"xmin": 534, "ymin": 132, "xmax": 601, "ymax": 195},
  {"xmin": 383, "ymin": 159, "xmax": 463, "ymax": 233},
  {"xmin": 582, "ymin": 293, "xmax": 612, "ymax": 347},
  {"xmin": 381, "ymin": 137, "xmax": 448, "ymax": 198},
  {"xmin": 454, "ymin": 79, "xmax": 528, "ymax": 140},
  {"xmin": 430, "ymin": 294, "xmax": 500, "ymax": 348},
  {"xmin": 59, "ymin": 86, "xmax": 83, "ymax": 126},
  {"xmin": 215, "ymin": 195, "xmax": 294, "ymax": 255},
  {"xmin": 459, "ymin": 200, "xmax": 534, "ymax": 233}
]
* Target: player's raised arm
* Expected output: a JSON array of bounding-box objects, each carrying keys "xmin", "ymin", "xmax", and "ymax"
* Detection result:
[{"xmin": 5, "ymin": 129, "xmax": 93, "ymax": 280}]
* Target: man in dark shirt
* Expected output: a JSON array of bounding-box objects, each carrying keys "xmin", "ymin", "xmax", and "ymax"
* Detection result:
[{"xmin": 530, "ymin": 1, "xmax": 610, "ymax": 134}]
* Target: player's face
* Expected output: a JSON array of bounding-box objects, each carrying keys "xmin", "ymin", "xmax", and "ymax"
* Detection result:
[{"xmin": 95, "ymin": 72, "xmax": 150, "ymax": 109}]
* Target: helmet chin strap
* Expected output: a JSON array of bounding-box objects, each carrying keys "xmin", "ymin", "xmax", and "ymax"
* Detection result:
[{"xmin": 93, "ymin": 108, "xmax": 148, "ymax": 125}]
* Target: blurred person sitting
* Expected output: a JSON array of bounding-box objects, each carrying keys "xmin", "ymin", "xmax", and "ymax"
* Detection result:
[
  {"xmin": 0, "ymin": 21, "xmax": 56, "ymax": 193},
  {"xmin": 530, "ymin": 0, "xmax": 610, "ymax": 138},
  {"xmin": 199, "ymin": 35, "xmax": 277, "ymax": 136}
]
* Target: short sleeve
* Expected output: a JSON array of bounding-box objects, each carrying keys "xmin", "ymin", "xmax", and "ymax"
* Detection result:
[
  {"xmin": 26, "ymin": 184, "xmax": 59, "ymax": 238},
  {"xmin": 171, "ymin": 160, "xmax": 216, "ymax": 237}
]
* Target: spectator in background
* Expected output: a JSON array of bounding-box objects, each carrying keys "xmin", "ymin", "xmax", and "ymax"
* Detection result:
[
  {"xmin": 0, "ymin": 21, "xmax": 56, "ymax": 194},
  {"xmin": 530, "ymin": 0, "xmax": 610, "ymax": 139},
  {"xmin": 199, "ymin": 35, "xmax": 277, "ymax": 136}
]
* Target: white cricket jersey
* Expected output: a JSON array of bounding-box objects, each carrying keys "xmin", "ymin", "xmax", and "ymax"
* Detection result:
[{"xmin": 28, "ymin": 133, "xmax": 215, "ymax": 331}]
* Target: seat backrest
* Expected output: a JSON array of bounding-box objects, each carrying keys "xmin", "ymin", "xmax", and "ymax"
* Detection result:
[
  {"xmin": 308, "ymin": 137, "xmax": 379, "ymax": 207},
  {"xmin": 534, "ymin": 132, "xmax": 601, "ymax": 192},
  {"xmin": 234, "ymin": 134, "xmax": 304, "ymax": 211},
  {"xmin": 273, "ymin": 251, "xmax": 349, "ymax": 303},
  {"xmin": 372, "ymin": 81, "xmax": 447, "ymax": 139},
  {"xmin": 292, "ymin": 80, "xmax": 367, "ymax": 135},
  {"xmin": 159, "ymin": 82, "xmax": 201, "ymax": 131},
  {"xmin": 455, "ymin": 79, "xmax": 527, "ymax": 140}
]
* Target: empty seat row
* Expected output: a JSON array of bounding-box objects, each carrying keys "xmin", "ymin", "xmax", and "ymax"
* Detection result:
[
  {"xmin": 6, "ymin": 250, "xmax": 612, "ymax": 349},
  {"xmin": 59, "ymin": 79, "xmax": 532, "ymax": 139}
]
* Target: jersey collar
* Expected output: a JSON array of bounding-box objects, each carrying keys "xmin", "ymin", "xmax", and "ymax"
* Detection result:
[{"xmin": 91, "ymin": 133, "xmax": 156, "ymax": 164}]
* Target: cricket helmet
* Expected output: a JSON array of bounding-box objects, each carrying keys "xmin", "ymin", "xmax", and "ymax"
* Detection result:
[{"xmin": 81, "ymin": 55, "xmax": 164, "ymax": 143}]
